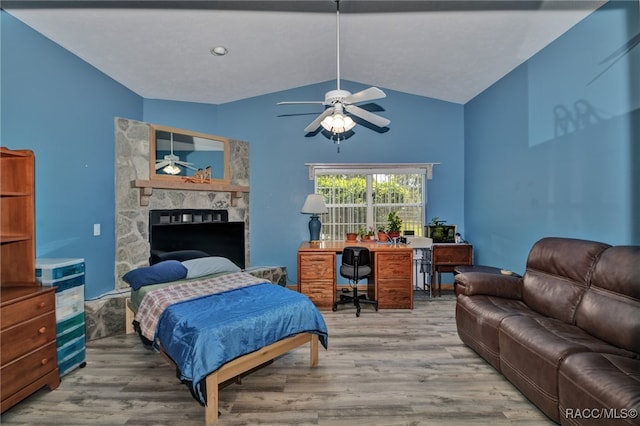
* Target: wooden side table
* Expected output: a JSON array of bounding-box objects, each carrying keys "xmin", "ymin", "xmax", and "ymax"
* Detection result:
[{"xmin": 431, "ymin": 244, "xmax": 473, "ymax": 296}]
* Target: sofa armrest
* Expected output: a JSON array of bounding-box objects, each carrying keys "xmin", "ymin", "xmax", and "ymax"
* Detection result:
[{"xmin": 455, "ymin": 272, "xmax": 523, "ymax": 299}]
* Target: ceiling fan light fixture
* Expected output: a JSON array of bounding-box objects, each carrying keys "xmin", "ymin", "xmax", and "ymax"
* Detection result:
[
  {"xmin": 321, "ymin": 113, "xmax": 355, "ymax": 134},
  {"xmin": 162, "ymin": 163, "xmax": 182, "ymax": 175}
]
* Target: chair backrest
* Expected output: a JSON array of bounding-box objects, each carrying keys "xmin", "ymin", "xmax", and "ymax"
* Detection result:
[
  {"xmin": 340, "ymin": 246, "xmax": 372, "ymax": 281},
  {"xmin": 342, "ymin": 246, "xmax": 371, "ymax": 267}
]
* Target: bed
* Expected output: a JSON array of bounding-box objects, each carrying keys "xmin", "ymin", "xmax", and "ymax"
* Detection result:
[{"xmin": 123, "ymin": 254, "xmax": 328, "ymax": 425}]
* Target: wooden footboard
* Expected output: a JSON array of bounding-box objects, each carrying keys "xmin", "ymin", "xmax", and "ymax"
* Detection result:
[
  {"xmin": 204, "ymin": 332, "xmax": 319, "ymax": 425},
  {"xmin": 125, "ymin": 298, "xmax": 320, "ymax": 425}
]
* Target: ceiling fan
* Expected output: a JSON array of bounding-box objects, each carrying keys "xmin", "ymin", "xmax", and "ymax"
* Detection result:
[
  {"xmin": 155, "ymin": 132, "xmax": 197, "ymax": 175},
  {"xmin": 278, "ymin": 0, "xmax": 390, "ymax": 134}
]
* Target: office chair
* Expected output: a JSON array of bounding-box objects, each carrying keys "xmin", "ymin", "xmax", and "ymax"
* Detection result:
[{"xmin": 333, "ymin": 246, "xmax": 378, "ymax": 317}]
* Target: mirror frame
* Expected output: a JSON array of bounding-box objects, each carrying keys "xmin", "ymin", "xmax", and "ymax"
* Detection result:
[{"xmin": 149, "ymin": 124, "xmax": 230, "ymax": 185}]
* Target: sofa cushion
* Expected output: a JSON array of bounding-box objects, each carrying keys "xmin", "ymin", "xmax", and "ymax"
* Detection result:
[
  {"xmin": 558, "ymin": 352, "xmax": 640, "ymax": 426},
  {"xmin": 522, "ymin": 237, "xmax": 610, "ymax": 324},
  {"xmin": 499, "ymin": 315, "xmax": 637, "ymax": 422},
  {"xmin": 456, "ymin": 295, "xmax": 536, "ymax": 371},
  {"xmin": 575, "ymin": 245, "xmax": 640, "ymax": 354}
]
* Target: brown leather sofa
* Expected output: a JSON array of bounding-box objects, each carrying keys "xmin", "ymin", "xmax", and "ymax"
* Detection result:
[{"xmin": 454, "ymin": 237, "xmax": 640, "ymax": 425}]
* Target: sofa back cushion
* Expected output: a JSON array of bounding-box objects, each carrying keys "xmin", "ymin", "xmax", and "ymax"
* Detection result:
[
  {"xmin": 523, "ymin": 237, "xmax": 610, "ymax": 323},
  {"xmin": 575, "ymin": 245, "xmax": 640, "ymax": 353}
]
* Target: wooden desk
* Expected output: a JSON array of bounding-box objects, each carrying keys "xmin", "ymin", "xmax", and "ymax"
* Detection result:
[
  {"xmin": 298, "ymin": 241, "xmax": 414, "ymax": 310},
  {"xmin": 431, "ymin": 244, "xmax": 473, "ymax": 296}
]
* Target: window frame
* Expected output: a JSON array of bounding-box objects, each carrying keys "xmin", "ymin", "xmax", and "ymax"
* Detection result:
[{"xmin": 306, "ymin": 163, "xmax": 438, "ymax": 240}]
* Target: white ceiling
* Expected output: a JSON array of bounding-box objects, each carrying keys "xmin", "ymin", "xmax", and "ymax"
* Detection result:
[{"xmin": 5, "ymin": 1, "xmax": 606, "ymax": 105}]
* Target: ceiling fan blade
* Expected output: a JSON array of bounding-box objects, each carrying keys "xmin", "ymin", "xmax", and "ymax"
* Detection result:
[
  {"xmin": 175, "ymin": 161, "xmax": 197, "ymax": 170},
  {"xmin": 345, "ymin": 104, "xmax": 390, "ymax": 128},
  {"xmin": 277, "ymin": 101, "xmax": 325, "ymax": 105},
  {"xmin": 155, "ymin": 160, "xmax": 170, "ymax": 169},
  {"xmin": 304, "ymin": 108, "xmax": 335, "ymax": 133},
  {"xmin": 342, "ymin": 87, "xmax": 386, "ymax": 105},
  {"xmin": 182, "ymin": 164, "xmax": 199, "ymax": 171}
]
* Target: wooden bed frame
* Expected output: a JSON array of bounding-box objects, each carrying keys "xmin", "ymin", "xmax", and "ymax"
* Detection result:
[{"xmin": 125, "ymin": 299, "xmax": 320, "ymax": 425}]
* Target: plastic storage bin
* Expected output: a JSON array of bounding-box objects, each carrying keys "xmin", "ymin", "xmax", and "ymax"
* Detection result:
[{"xmin": 36, "ymin": 258, "xmax": 86, "ymax": 376}]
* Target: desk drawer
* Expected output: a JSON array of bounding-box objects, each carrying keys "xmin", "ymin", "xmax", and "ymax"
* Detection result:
[
  {"xmin": 299, "ymin": 280, "xmax": 334, "ymax": 309},
  {"xmin": 1, "ymin": 311, "xmax": 56, "ymax": 365},
  {"xmin": 377, "ymin": 280, "xmax": 413, "ymax": 309},
  {"xmin": 375, "ymin": 253, "xmax": 412, "ymax": 279},
  {"xmin": 1, "ymin": 292, "xmax": 55, "ymax": 330},
  {"xmin": 299, "ymin": 253, "xmax": 335, "ymax": 280},
  {"xmin": 0, "ymin": 341, "xmax": 57, "ymax": 398}
]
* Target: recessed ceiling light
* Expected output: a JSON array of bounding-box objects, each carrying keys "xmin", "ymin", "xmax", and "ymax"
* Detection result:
[{"xmin": 210, "ymin": 46, "xmax": 228, "ymax": 56}]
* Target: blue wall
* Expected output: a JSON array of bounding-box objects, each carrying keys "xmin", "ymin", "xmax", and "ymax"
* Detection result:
[
  {"xmin": 464, "ymin": 0, "xmax": 639, "ymax": 274},
  {"xmin": 3, "ymin": 1, "xmax": 638, "ymax": 298},
  {"xmin": 1, "ymin": 12, "xmax": 142, "ymax": 298}
]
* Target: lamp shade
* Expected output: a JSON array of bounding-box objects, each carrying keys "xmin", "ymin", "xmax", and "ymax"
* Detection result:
[
  {"xmin": 321, "ymin": 113, "xmax": 355, "ymax": 134},
  {"xmin": 301, "ymin": 194, "xmax": 328, "ymax": 214}
]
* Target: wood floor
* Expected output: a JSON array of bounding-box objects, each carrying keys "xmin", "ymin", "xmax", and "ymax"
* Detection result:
[{"xmin": 1, "ymin": 291, "xmax": 554, "ymax": 425}]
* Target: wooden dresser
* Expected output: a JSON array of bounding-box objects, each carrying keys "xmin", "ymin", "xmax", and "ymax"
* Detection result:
[{"xmin": 0, "ymin": 147, "xmax": 59, "ymax": 412}]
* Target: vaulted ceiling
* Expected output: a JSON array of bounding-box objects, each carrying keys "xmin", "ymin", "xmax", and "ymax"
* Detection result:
[{"xmin": 4, "ymin": 1, "xmax": 606, "ymax": 105}]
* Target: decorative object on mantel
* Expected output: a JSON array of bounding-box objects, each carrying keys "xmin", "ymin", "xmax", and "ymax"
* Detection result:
[
  {"xmin": 277, "ymin": 0, "xmax": 389, "ymax": 143},
  {"xmin": 182, "ymin": 166, "xmax": 212, "ymax": 184},
  {"xmin": 150, "ymin": 124, "xmax": 229, "ymax": 183},
  {"xmin": 301, "ymin": 194, "xmax": 328, "ymax": 242}
]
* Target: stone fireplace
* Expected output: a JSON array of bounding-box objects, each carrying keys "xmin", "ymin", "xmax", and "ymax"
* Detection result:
[
  {"xmin": 113, "ymin": 117, "xmax": 250, "ymax": 288},
  {"xmin": 83, "ymin": 117, "xmax": 253, "ymax": 341}
]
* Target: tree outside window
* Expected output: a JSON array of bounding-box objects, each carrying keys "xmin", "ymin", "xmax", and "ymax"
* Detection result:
[{"xmin": 315, "ymin": 172, "xmax": 424, "ymax": 240}]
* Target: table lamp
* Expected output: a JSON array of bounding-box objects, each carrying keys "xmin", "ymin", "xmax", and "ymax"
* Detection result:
[{"xmin": 301, "ymin": 194, "xmax": 328, "ymax": 242}]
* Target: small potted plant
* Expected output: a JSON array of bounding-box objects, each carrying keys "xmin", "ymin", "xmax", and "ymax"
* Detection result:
[
  {"xmin": 358, "ymin": 227, "xmax": 375, "ymax": 241},
  {"xmin": 366, "ymin": 227, "xmax": 376, "ymax": 241},
  {"xmin": 377, "ymin": 225, "xmax": 388, "ymax": 242},
  {"xmin": 387, "ymin": 212, "xmax": 403, "ymax": 239},
  {"xmin": 346, "ymin": 231, "xmax": 357, "ymax": 241}
]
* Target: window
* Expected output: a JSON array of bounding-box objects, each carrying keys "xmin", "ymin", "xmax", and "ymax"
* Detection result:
[{"xmin": 308, "ymin": 163, "xmax": 436, "ymax": 241}]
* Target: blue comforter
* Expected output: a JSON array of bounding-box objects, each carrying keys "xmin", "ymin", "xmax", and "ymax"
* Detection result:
[{"xmin": 156, "ymin": 282, "xmax": 328, "ymax": 404}]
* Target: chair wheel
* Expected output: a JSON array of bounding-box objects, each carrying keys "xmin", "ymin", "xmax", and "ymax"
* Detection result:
[
  {"xmin": 356, "ymin": 308, "xmax": 361, "ymax": 317},
  {"xmin": 332, "ymin": 305, "xmax": 337, "ymax": 312}
]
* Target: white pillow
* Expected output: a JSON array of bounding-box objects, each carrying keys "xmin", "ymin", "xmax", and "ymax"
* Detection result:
[{"xmin": 181, "ymin": 256, "xmax": 241, "ymax": 279}]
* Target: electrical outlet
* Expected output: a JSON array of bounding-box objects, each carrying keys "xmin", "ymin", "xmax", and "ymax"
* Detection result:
[{"xmin": 93, "ymin": 223, "xmax": 101, "ymax": 236}]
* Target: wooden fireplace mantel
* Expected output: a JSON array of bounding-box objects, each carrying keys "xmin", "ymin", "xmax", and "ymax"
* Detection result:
[{"xmin": 132, "ymin": 179, "xmax": 249, "ymax": 207}]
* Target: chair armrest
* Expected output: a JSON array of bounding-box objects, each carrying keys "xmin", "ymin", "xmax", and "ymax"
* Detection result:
[{"xmin": 455, "ymin": 272, "xmax": 523, "ymax": 299}]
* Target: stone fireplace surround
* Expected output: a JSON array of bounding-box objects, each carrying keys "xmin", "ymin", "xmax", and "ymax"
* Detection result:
[{"xmin": 84, "ymin": 118, "xmax": 285, "ymax": 340}]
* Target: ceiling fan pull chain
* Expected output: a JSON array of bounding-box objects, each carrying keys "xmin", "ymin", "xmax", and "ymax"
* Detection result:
[{"xmin": 336, "ymin": 0, "xmax": 341, "ymax": 91}]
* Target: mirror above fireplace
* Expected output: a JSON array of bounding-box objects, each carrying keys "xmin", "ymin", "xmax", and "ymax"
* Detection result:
[{"xmin": 150, "ymin": 124, "xmax": 230, "ymax": 184}]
